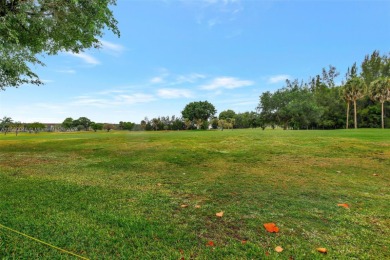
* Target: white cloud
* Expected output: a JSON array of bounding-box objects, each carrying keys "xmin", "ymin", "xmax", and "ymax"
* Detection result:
[
  {"xmin": 71, "ymin": 92, "xmax": 156, "ymax": 108},
  {"xmin": 117, "ymin": 94, "xmax": 156, "ymax": 104},
  {"xmin": 66, "ymin": 52, "xmax": 100, "ymax": 65},
  {"xmin": 100, "ymin": 40, "xmax": 125, "ymax": 55},
  {"xmin": 56, "ymin": 69, "xmax": 76, "ymax": 74},
  {"xmin": 176, "ymin": 73, "xmax": 206, "ymax": 83},
  {"xmin": 268, "ymin": 74, "xmax": 290, "ymax": 84},
  {"xmin": 150, "ymin": 77, "xmax": 164, "ymax": 84},
  {"xmin": 157, "ymin": 88, "xmax": 193, "ymax": 99},
  {"xmin": 200, "ymin": 77, "xmax": 254, "ymax": 90}
]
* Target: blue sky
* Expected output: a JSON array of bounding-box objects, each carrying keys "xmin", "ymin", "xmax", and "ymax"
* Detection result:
[{"xmin": 1, "ymin": 0, "xmax": 390, "ymax": 124}]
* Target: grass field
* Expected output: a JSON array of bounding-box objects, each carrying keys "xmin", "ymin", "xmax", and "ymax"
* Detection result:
[{"xmin": 0, "ymin": 129, "xmax": 389, "ymax": 259}]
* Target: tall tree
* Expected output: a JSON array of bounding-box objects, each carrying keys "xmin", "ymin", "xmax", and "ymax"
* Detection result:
[
  {"xmin": 361, "ymin": 51, "xmax": 384, "ymax": 87},
  {"xmin": 219, "ymin": 110, "xmax": 236, "ymax": 120},
  {"xmin": 77, "ymin": 117, "xmax": 92, "ymax": 131},
  {"xmin": 344, "ymin": 77, "xmax": 367, "ymax": 129},
  {"xmin": 0, "ymin": 0, "xmax": 119, "ymax": 90},
  {"xmin": 369, "ymin": 78, "xmax": 390, "ymax": 129},
  {"xmin": 181, "ymin": 101, "xmax": 216, "ymax": 129},
  {"xmin": 0, "ymin": 116, "xmax": 13, "ymax": 134}
]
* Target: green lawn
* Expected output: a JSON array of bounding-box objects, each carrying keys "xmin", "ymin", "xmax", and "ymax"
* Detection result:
[{"xmin": 0, "ymin": 129, "xmax": 389, "ymax": 259}]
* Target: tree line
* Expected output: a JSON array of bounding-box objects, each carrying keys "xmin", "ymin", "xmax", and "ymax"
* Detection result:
[
  {"xmin": 2, "ymin": 50, "xmax": 389, "ymax": 134},
  {"xmin": 257, "ymin": 51, "xmax": 390, "ymax": 130}
]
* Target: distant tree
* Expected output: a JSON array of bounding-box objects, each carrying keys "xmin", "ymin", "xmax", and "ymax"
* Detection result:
[
  {"xmin": 219, "ymin": 109, "xmax": 236, "ymax": 120},
  {"xmin": 369, "ymin": 78, "xmax": 390, "ymax": 129},
  {"xmin": 361, "ymin": 51, "xmax": 384, "ymax": 87},
  {"xmin": 0, "ymin": 116, "xmax": 13, "ymax": 135},
  {"xmin": 119, "ymin": 121, "xmax": 135, "ymax": 130},
  {"xmin": 90, "ymin": 122, "xmax": 103, "ymax": 132},
  {"xmin": 218, "ymin": 119, "xmax": 226, "ymax": 130},
  {"xmin": 184, "ymin": 118, "xmax": 192, "ymax": 130},
  {"xmin": 103, "ymin": 123, "xmax": 114, "ymax": 132},
  {"xmin": 13, "ymin": 121, "xmax": 22, "ymax": 136},
  {"xmin": 257, "ymin": 91, "xmax": 276, "ymax": 128},
  {"xmin": 344, "ymin": 77, "xmax": 367, "ymax": 129},
  {"xmin": 151, "ymin": 118, "xmax": 160, "ymax": 131},
  {"xmin": 171, "ymin": 118, "xmax": 185, "ymax": 130},
  {"xmin": 29, "ymin": 122, "xmax": 45, "ymax": 133},
  {"xmin": 321, "ymin": 65, "xmax": 340, "ymax": 88},
  {"xmin": 210, "ymin": 117, "xmax": 219, "ymax": 129},
  {"xmin": 140, "ymin": 120, "xmax": 147, "ymax": 130},
  {"xmin": 182, "ymin": 101, "xmax": 216, "ymax": 129},
  {"xmin": 77, "ymin": 117, "xmax": 92, "ymax": 131},
  {"xmin": 1, "ymin": 0, "xmax": 119, "ymax": 90},
  {"xmin": 62, "ymin": 117, "xmax": 74, "ymax": 130}
]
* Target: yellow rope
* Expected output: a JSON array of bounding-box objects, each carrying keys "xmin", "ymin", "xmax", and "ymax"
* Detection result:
[{"xmin": 0, "ymin": 223, "xmax": 90, "ymax": 260}]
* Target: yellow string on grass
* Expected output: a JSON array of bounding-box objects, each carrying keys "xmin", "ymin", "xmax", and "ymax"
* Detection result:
[{"xmin": 0, "ymin": 223, "xmax": 89, "ymax": 260}]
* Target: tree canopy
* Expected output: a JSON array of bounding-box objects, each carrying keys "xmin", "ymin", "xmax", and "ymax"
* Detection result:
[
  {"xmin": 181, "ymin": 101, "xmax": 216, "ymax": 125},
  {"xmin": 0, "ymin": 0, "xmax": 119, "ymax": 90}
]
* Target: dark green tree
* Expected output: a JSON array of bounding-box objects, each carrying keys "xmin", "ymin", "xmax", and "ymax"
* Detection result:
[
  {"xmin": 77, "ymin": 117, "xmax": 92, "ymax": 131},
  {"xmin": 1, "ymin": 0, "xmax": 119, "ymax": 90},
  {"xmin": 90, "ymin": 122, "xmax": 103, "ymax": 132},
  {"xmin": 219, "ymin": 109, "xmax": 236, "ymax": 120},
  {"xmin": 181, "ymin": 101, "xmax": 216, "ymax": 129},
  {"xmin": 0, "ymin": 116, "xmax": 13, "ymax": 134},
  {"xmin": 61, "ymin": 117, "xmax": 74, "ymax": 130},
  {"xmin": 369, "ymin": 78, "xmax": 390, "ymax": 129},
  {"xmin": 344, "ymin": 77, "xmax": 367, "ymax": 129}
]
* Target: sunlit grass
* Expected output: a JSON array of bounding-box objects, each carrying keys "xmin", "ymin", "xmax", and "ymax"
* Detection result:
[{"xmin": 0, "ymin": 129, "xmax": 389, "ymax": 259}]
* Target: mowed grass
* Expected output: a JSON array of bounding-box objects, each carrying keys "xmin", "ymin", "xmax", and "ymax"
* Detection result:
[{"xmin": 0, "ymin": 129, "xmax": 389, "ymax": 259}]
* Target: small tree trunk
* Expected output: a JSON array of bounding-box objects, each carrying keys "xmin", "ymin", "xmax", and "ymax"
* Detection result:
[
  {"xmin": 346, "ymin": 102, "xmax": 350, "ymax": 129},
  {"xmin": 354, "ymin": 99, "xmax": 357, "ymax": 129},
  {"xmin": 381, "ymin": 101, "xmax": 384, "ymax": 129}
]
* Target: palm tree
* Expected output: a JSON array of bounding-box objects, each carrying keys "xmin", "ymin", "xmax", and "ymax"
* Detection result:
[
  {"xmin": 341, "ymin": 86, "xmax": 353, "ymax": 129},
  {"xmin": 344, "ymin": 77, "xmax": 367, "ymax": 129},
  {"xmin": 369, "ymin": 78, "xmax": 390, "ymax": 129}
]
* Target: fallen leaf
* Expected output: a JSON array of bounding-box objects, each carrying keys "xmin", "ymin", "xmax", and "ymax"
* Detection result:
[
  {"xmin": 195, "ymin": 205, "xmax": 201, "ymax": 208},
  {"xmin": 216, "ymin": 211, "xmax": 224, "ymax": 217},
  {"xmin": 181, "ymin": 204, "xmax": 188, "ymax": 208},
  {"xmin": 373, "ymin": 174, "xmax": 378, "ymax": 176},
  {"xmin": 275, "ymin": 246, "xmax": 283, "ymax": 252},
  {"xmin": 265, "ymin": 251, "xmax": 270, "ymax": 256},
  {"xmin": 263, "ymin": 223, "xmax": 280, "ymax": 233},
  {"xmin": 241, "ymin": 240, "xmax": 247, "ymax": 244},
  {"xmin": 206, "ymin": 241, "xmax": 215, "ymax": 247},
  {"xmin": 317, "ymin": 248, "xmax": 327, "ymax": 254},
  {"xmin": 337, "ymin": 203, "xmax": 349, "ymax": 208},
  {"xmin": 157, "ymin": 183, "xmax": 162, "ymax": 186}
]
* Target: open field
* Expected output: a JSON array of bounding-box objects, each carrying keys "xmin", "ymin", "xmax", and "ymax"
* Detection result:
[{"xmin": 0, "ymin": 129, "xmax": 389, "ymax": 259}]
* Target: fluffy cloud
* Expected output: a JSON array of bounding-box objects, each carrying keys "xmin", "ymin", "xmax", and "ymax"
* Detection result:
[
  {"xmin": 157, "ymin": 88, "xmax": 193, "ymax": 99},
  {"xmin": 66, "ymin": 52, "xmax": 100, "ymax": 65},
  {"xmin": 100, "ymin": 40, "xmax": 125, "ymax": 53},
  {"xmin": 268, "ymin": 74, "xmax": 290, "ymax": 84},
  {"xmin": 200, "ymin": 77, "xmax": 254, "ymax": 90}
]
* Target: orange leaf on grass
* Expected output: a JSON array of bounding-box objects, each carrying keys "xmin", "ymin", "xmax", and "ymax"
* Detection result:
[
  {"xmin": 241, "ymin": 240, "xmax": 247, "ymax": 244},
  {"xmin": 195, "ymin": 205, "xmax": 201, "ymax": 208},
  {"xmin": 275, "ymin": 246, "xmax": 283, "ymax": 252},
  {"xmin": 181, "ymin": 204, "xmax": 188, "ymax": 208},
  {"xmin": 216, "ymin": 211, "xmax": 224, "ymax": 217},
  {"xmin": 337, "ymin": 203, "xmax": 349, "ymax": 208},
  {"xmin": 317, "ymin": 248, "xmax": 327, "ymax": 254},
  {"xmin": 206, "ymin": 241, "xmax": 215, "ymax": 247},
  {"xmin": 263, "ymin": 223, "xmax": 280, "ymax": 233}
]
